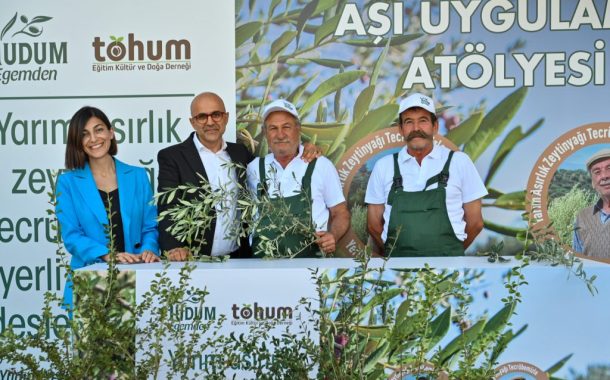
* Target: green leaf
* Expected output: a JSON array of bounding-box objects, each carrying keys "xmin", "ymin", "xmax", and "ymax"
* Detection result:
[
  {"xmin": 463, "ymin": 87, "xmax": 528, "ymax": 161},
  {"xmin": 1, "ymin": 13, "xmax": 17, "ymax": 40},
  {"xmin": 394, "ymin": 298, "xmax": 411, "ymax": 324},
  {"xmin": 345, "ymin": 33, "xmax": 422, "ymax": 47},
  {"xmin": 270, "ymin": 30, "xmax": 297, "ymax": 58},
  {"xmin": 248, "ymin": 0, "xmax": 256, "ymax": 15},
  {"xmin": 357, "ymin": 288, "xmax": 403, "ymax": 319},
  {"xmin": 355, "ymin": 325, "xmax": 390, "ymax": 338},
  {"xmin": 370, "ymin": 39, "xmax": 390, "ymax": 86},
  {"xmin": 314, "ymin": 14, "xmax": 340, "ymax": 46},
  {"xmin": 235, "ymin": 21, "xmax": 262, "ymax": 48},
  {"xmin": 363, "ymin": 341, "xmax": 389, "ymax": 373},
  {"xmin": 490, "ymin": 324, "xmax": 528, "ymax": 362},
  {"xmin": 346, "ymin": 104, "xmax": 399, "ymax": 147},
  {"xmin": 488, "ymin": 191, "xmax": 526, "ymax": 210},
  {"xmin": 300, "ymin": 123, "xmax": 345, "ymax": 142},
  {"xmin": 437, "ymin": 318, "xmax": 487, "ymax": 364},
  {"xmin": 426, "ymin": 307, "xmax": 451, "ymax": 348},
  {"xmin": 312, "ymin": 0, "xmax": 336, "ymax": 16},
  {"xmin": 483, "ymin": 220, "xmax": 525, "ymax": 237},
  {"xmin": 301, "ymin": 70, "xmax": 365, "ymax": 114},
  {"xmin": 445, "ymin": 111, "xmax": 483, "ymax": 146},
  {"xmin": 327, "ymin": 122, "xmax": 350, "ymax": 156},
  {"xmin": 268, "ymin": 0, "xmax": 281, "ymax": 18},
  {"xmin": 28, "ymin": 26, "xmax": 39, "ymax": 34},
  {"xmin": 353, "ymin": 85, "xmax": 375, "ymax": 124},
  {"xmin": 315, "ymin": 100, "xmax": 327, "ymax": 122},
  {"xmin": 287, "ymin": 73, "xmax": 319, "ymax": 104},
  {"xmin": 20, "ymin": 15, "xmax": 28, "ymax": 23},
  {"xmin": 305, "ymin": 58, "xmax": 354, "ymax": 69},
  {"xmin": 545, "ymin": 353, "xmax": 573, "ymax": 374},
  {"xmin": 482, "ymin": 302, "xmax": 515, "ymax": 336},
  {"xmin": 394, "ymin": 65, "xmax": 410, "ymax": 98},
  {"xmin": 295, "ymin": 0, "xmax": 319, "ymax": 48},
  {"xmin": 485, "ymin": 118, "xmax": 544, "ymax": 185},
  {"xmin": 30, "ymin": 16, "xmax": 53, "ymax": 24}
]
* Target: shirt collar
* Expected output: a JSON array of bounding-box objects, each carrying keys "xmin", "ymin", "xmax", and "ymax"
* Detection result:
[
  {"xmin": 399, "ymin": 142, "xmax": 441, "ymax": 163},
  {"xmin": 192, "ymin": 133, "xmax": 227, "ymax": 154},
  {"xmin": 593, "ymin": 199, "xmax": 610, "ymax": 216}
]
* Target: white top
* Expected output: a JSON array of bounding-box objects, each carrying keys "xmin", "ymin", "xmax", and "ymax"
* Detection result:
[
  {"xmin": 365, "ymin": 144, "xmax": 487, "ymax": 242},
  {"xmin": 193, "ymin": 134, "xmax": 239, "ymax": 256},
  {"xmin": 246, "ymin": 145, "xmax": 345, "ymax": 231}
]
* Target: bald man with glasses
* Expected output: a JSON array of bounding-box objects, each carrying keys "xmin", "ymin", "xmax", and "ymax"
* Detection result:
[{"xmin": 157, "ymin": 92, "xmax": 254, "ymax": 260}]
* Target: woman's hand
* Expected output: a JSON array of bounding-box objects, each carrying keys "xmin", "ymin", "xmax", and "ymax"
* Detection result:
[{"xmin": 101, "ymin": 252, "xmax": 143, "ymax": 264}]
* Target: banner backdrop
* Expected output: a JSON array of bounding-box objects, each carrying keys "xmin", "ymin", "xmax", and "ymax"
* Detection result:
[
  {"xmin": 2, "ymin": 0, "xmax": 610, "ymax": 377},
  {"xmin": 233, "ymin": 0, "xmax": 610, "ymax": 256},
  {"xmin": 0, "ymin": 0, "xmax": 235, "ymax": 341}
]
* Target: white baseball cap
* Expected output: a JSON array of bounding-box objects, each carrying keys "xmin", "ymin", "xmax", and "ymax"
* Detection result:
[
  {"xmin": 398, "ymin": 93, "xmax": 436, "ymax": 115},
  {"xmin": 262, "ymin": 99, "xmax": 299, "ymax": 122}
]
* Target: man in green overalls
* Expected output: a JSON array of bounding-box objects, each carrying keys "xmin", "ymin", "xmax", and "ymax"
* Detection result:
[
  {"xmin": 365, "ymin": 93, "xmax": 487, "ymax": 257},
  {"xmin": 246, "ymin": 99, "xmax": 350, "ymax": 258}
]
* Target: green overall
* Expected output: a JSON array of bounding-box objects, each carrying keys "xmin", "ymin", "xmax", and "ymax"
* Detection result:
[
  {"xmin": 252, "ymin": 158, "xmax": 319, "ymax": 258},
  {"xmin": 384, "ymin": 151, "xmax": 464, "ymax": 257}
]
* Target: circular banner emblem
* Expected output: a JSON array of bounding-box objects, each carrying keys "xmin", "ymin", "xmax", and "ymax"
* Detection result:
[
  {"xmin": 494, "ymin": 361, "xmax": 548, "ymax": 380},
  {"xmin": 525, "ymin": 122, "xmax": 610, "ymax": 260}
]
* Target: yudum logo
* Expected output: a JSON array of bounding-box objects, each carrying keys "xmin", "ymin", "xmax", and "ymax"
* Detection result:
[{"xmin": 0, "ymin": 13, "xmax": 67, "ymax": 85}]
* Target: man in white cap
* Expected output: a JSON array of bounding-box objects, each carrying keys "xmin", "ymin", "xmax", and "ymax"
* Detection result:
[
  {"xmin": 365, "ymin": 93, "xmax": 487, "ymax": 256},
  {"xmin": 247, "ymin": 99, "xmax": 350, "ymax": 257},
  {"xmin": 573, "ymin": 148, "xmax": 610, "ymax": 259},
  {"xmin": 157, "ymin": 93, "xmax": 320, "ymax": 261}
]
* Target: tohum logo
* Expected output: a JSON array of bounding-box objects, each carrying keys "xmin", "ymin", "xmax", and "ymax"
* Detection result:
[
  {"xmin": 0, "ymin": 12, "xmax": 67, "ymax": 85},
  {"xmin": 231, "ymin": 302, "xmax": 293, "ymax": 324},
  {"xmin": 91, "ymin": 33, "xmax": 192, "ymax": 73}
]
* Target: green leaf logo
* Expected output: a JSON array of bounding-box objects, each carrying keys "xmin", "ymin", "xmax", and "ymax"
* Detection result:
[
  {"xmin": 2, "ymin": 13, "xmax": 53, "ymax": 39},
  {"xmin": 1, "ymin": 12, "xmax": 17, "ymax": 40}
]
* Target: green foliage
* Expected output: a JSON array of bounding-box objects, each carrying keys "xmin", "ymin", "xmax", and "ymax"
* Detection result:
[
  {"xmin": 547, "ymin": 186, "xmax": 596, "ymax": 246},
  {"xmin": 351, "ymin": 203, "xmax": 368, "ymax": 243},
  {"xmin": 549, "ymin": 169, "xmax": 594, "ymax": 200},
  {"xmin": 0, "ymin": 176, "xmax": 220, "ymax": 379}
]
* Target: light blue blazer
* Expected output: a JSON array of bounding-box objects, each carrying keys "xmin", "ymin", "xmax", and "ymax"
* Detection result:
[{"xmin": 56, "ymin": 159, "xmax": 159, "ymax": 272}]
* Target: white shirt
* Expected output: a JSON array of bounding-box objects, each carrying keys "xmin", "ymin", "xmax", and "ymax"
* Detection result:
[
  {"xmin": 246, "ymin": 145, "xmax": 345, "ymax": 231},
  {"xmin": 193, "ymin": 134, "xmax": 238, "ymax": 256},
  {"xmin": 365, "ymin": 144, "xmax": 487, "ymax": 242}
]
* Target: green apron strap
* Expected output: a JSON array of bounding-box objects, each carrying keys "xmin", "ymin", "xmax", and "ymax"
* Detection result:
[
  {"xmin": 387, "ymin": 153, "xmax": 403, "ymax": 206},
  {"xmin": 258, "ymin": 157, "xmax": 267, "ymax": 197},
  {"xmin": 424, "ymin": 150, "xmax": 455, "ymax": 190},
  {"xmin": 301, "ymin": 158, "xmax": 317, "ymax": 197}
]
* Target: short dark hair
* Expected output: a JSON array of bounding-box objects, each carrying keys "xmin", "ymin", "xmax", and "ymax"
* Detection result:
[
  {"xmin": 65, "ymin": 106, "xmax": 117, "ymax": 169},
  {"xmin": 399, "ymin": 107, "xmax": 437, "ymax": 125}
]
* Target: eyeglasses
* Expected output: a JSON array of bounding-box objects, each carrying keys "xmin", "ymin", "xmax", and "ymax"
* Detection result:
[{"xmin": 192, "ymin": 111, "xmax": 226, "ymax": 123}]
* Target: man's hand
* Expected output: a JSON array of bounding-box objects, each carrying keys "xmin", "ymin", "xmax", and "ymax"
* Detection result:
[
  {"xmin": 141, "ymin": 250, "xmax": 160, "ymax": 263},
  {"xmin": 315, "ymin": 231, "xmax": 336, "ymax": 255},
  {"xmin": 301, "ymin": 142, "xmax": 322, "ymax": 163},
  {"xmin": 166, "ymin": 247, "xmax": 191, "ymax": 261}
]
